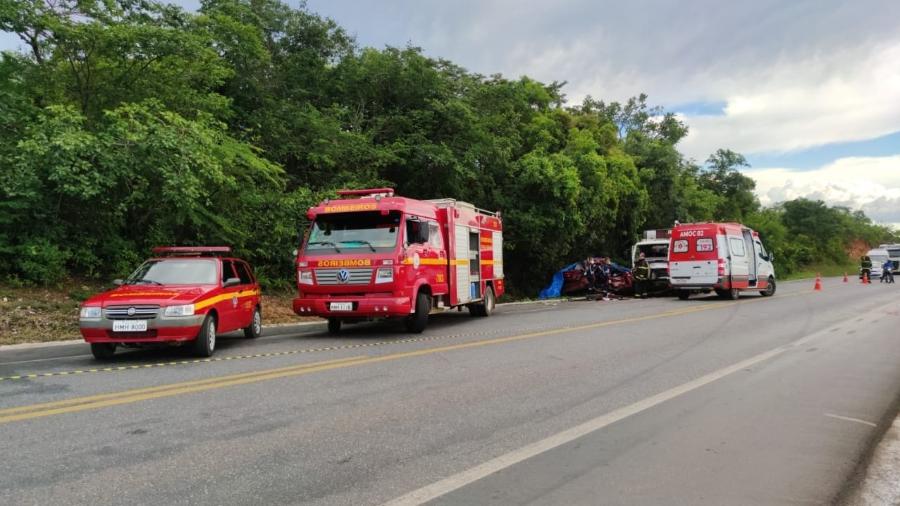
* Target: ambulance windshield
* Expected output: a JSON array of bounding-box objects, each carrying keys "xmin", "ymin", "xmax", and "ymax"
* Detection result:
[{"xmin": 306, "ymin": 211, "xmax": 401, "ymax": 255}]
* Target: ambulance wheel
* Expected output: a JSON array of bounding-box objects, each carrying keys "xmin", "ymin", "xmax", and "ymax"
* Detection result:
[
  {"xmin": 470, "ymin": 287, "xmax": 495, "ymax": 317},
  {"xmin": 677, "ymin": 290, "xmax": 690, "ymax": 300},
  {"xmin": 244, "ymin": 307, "xmax": 262, "ymax": 338},
  {"xmin": 405, "ymin": 292, "xmax": 430, "ymax": 333},
  {"xmin": 327, "ymin": 318, "xmax": 341, "ymax": 334},
  {"xmin": 90, "ymin": 343, "xmax": 116, "ymax": 360},
  {"xmin": 760, "ymin": 277, "xmax": 776, "ymax": 297},
  {"xmin": 194, "ymin": 314, "xmax": 216, "ymax": 357},
  {"xmin": 726, "ymin": 288, "xmax": 740, "ymax": 300}
]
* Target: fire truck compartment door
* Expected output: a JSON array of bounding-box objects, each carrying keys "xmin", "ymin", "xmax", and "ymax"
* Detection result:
[
  {"xmin": 493, "ymin": 231, "xmax": 503, "ymax": 279},
  {"xmin": 455, "ymin": 225, "xmax": 471, "ymax": 303}
]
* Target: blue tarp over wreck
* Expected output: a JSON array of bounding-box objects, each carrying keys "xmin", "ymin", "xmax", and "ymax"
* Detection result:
[{"xmin": 538, "ymin": 262, "xmax": 580, "ymax": 299}]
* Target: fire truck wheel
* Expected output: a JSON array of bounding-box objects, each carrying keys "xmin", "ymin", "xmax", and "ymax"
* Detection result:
[
  {"xmin": 194, "ymin": 314, "xmax": 216, "ymax": 357},
  {"xmin": 327, "ymin": 318, "xmax": 341, "ymax": 334},
  {"xmin": 760, "ymin": 276, "xmax": 776, "ymax": 297},
  {"xmin": 405, "ymin": 292, "xmax": 431, "ymax": 333},
  {"xmin": 244, "ymin": 307, "xmax": 262, "ymax": 338},
  {"xmin": 90, "ymin": 343, "xmax": 116, "ymax": 360},
  {"xmin": 470, "ymin": 287, "xmax": 495, "ymax": 317},
  {"xmin": 677, "ymin": 290, "xmax": 690, "ymax": 300}
]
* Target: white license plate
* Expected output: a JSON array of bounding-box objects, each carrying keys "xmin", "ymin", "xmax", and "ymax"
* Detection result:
[
  {"xmin": 113, "ymin": 320, "xmax": 148, "ymax": 332},
  {"xmin": 329, "ymin": 302, "xmax": 353, "ymax": 312}
]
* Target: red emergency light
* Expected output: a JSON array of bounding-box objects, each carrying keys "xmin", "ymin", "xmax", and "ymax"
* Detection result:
[
  {"xmin": 336, "ymin": 188, "xmax": 395, "ymax": 198},
  {"xmin": 152, "ymin": 246, "xmax": 232, "ymax": 256}
]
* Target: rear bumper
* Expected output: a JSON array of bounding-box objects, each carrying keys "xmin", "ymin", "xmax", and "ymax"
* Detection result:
[
  {"xmin": 79, "ymin": 315, "xmax": 203, "ymax": 343},
  {"xmin": 293, "ymin": 296, "xmax": 412, "ymax": 318}
]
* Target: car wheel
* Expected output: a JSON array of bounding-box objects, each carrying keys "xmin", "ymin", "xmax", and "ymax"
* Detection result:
[
  {"xmin": 728, "ymin": 287, "xmax": 740, "ymax": 300},
  {"xmin": 677, "ymin": 290, "xmax": 690, "ymax": 300},
  {"xmin": 405, "ymin": 291, "xmax": 431, "ymax": 333},
  {"xmin": 760, "ymin": 276, "xmax": 776, "ymax": 297},
  {"xmin": 90, "ymin": 343, "xmax": 116, "ymax": 360},
  {"xmin": 244, "ymin": 307, "xmax": 262, "ymax": 338},
  {"xmin": 194, "ymin": 314, "xmax": 216, "ymax": 357},
  {"xmin": 327, "ymin": 318, "xmax": 341, "ymax": 335}
]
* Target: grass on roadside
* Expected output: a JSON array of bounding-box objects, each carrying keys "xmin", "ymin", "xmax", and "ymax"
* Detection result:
[{"xmin": 781, "ymin": 263, "xmax": 858, "ymax": 281}]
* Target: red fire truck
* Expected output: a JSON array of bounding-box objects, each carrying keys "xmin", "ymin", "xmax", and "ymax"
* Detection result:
[{"xmin": 293, "ymin": 189, "xmax": 504, "ymax": 333}]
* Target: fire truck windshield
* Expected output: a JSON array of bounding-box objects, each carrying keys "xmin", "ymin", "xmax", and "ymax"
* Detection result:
[{"xmin": 306, "ymin": 211, "xmax": 401, "ymax": 255}]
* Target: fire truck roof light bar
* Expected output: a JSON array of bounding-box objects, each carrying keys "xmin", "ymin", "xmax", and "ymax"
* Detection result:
[
  {"xmin": 152, "ymin": 246, "xmax": 232, "ymax": 256},
  {"xmin": 336, "ymin": 188, "xmax": 395, "ymax": 198}
]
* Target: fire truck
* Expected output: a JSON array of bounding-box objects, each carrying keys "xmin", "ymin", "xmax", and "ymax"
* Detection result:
[{"xmin": 293, "ymin": 189, "xmax": 504, "ymax": 333}]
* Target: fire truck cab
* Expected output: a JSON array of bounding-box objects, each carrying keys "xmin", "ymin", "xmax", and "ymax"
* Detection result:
[
  {"xmin": 293, "ymin": 189, "xmax": 504, "ymax": 333},
  {"xmin": 668, "ymin": 222, "xmax": 776, "ymax": 300}
]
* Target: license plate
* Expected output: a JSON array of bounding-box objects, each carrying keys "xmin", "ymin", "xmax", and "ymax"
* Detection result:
[
  {"xmin": 113, "ymin": 320, "xmax": 148, "ymax": 332},
  {"xmin": 329, "ymin": 302, "xmax": 353, "ymax": 312}
]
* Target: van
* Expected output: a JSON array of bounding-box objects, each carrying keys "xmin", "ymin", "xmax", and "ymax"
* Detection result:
[
  {"xmin": 861, "ymin": 248, "xmax": 889, "ymax": 280},
  {"xmin": 668, "ymin": 222, "xmax": 776, "ymax": 300}
]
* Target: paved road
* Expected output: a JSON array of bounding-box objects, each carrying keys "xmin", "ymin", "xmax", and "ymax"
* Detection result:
[{"xmin": 1, "ymin": 278, "xmax": 899, "ymax": 505}]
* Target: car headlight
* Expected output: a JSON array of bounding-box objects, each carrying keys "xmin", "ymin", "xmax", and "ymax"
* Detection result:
[
  {"xmin": 375, "ymin": 267, "xmax": 394, "ymax": 283},
  {"xmin": 79, "ymin": 306, "xmax": 102, "ymax": 319},
  {"xmin": 164, "ymin": 304, "xmax": 195, "ymax": 317},
  {"xmin": 299, "ymin": 270, "xmax": 314, "ymax": 285}
]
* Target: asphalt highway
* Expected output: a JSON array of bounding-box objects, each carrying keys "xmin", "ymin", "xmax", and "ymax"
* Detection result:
[{"xmin": 1, "ymin": 278, "xmax": 899, "ymax": 505}]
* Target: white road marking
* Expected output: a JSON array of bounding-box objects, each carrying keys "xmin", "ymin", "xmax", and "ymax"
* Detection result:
[
  {"xmin": 382, "ymin": 347, "xmax": 786, "ymax": 506},
  {"xmin": 824, "ymin": 413, "xmax": 877, "ymax": 427}
]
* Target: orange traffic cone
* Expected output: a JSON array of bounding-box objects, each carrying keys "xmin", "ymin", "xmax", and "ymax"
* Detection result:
[
  {"xmin": 814, "ymin": 273, "xmax": 822, "ymax": 291},
  {"xmin": 863, "ymin": 272, "xmax": 870, "ymax": 284},
  {"xmin": 843, "ymin": 272, "xmax": 848, "ymax": 283}
]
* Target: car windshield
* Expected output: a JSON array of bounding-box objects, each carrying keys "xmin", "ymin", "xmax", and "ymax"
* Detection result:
[
  {"xmin": 126, "ymin": 259, "xmax": 218, "ymax": 285},
  {"xmin": 871, "ymin": 255, "xmax": 889, "ymax": 264},
  {"xmin": 305, "ymin": 211, "xmax": 401, "ymax": 255}
]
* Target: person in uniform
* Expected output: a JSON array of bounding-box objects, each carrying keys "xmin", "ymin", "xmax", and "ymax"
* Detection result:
[{"xmin": 633, "ymin": 252, "xmax": 651, "ymax": 298}]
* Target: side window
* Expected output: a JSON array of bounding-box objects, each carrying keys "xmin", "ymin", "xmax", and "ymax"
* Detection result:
[
  {"xmin": 729, "ymin": 238, "xmax": 746, "ymax": 257},
  {"xmin": 755, "ymin": 241, "xmax": 767, "ymax": 259},
  {"xmin": 696, "ymin": 238, "xmax": 714, "ymax": 252},
  {"xmin": 673, "ymin": 240, "xmax": 688, "ymax": 253},
  {"xmin": 221, "ymin": 260, "xmax": 236, "ymax": 283},
  {"xmin": 406, "ymin": 218, "xmax": 427, "ymax": 245},
  {"xmin": 428, "ymin": 222, "xmax": 443, "ymax": 249},
  {"xmin": 236, "ymin": 262, "xmax": 254, "ymax": 284}
]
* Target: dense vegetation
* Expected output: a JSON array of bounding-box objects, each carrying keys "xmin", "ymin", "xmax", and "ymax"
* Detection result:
[{"xmin": 1, "ymin": 0, "xmax": 896, "ymax": 293}]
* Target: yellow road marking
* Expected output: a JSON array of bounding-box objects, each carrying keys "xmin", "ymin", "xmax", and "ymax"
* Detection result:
[
  {"xmin": 0, "ymin": 356, "xmax": 368, "ymax": 423},
  {"xmin": 0, "ymin": 290, "xmax": 813, "ymax": 424}
]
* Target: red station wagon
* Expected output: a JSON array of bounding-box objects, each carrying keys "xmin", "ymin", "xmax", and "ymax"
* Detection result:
[{"xmin": 78, "ymin": 247, "xmax": 262, "ymax": 360}]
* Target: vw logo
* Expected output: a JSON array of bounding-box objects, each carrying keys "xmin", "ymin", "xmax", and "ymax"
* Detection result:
[
  {"xmin": 127, "ymin": 307, "xmax": 136, "ymax": 316},
  {"xmin": 337, "ymin": 269, "xmax": 351, "ymax": 283}
]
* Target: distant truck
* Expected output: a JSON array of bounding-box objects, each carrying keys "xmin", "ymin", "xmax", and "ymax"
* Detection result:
[
  {"xmin": 293, "ymin": 188, "xmax": 504, "ymax": 334},
  {"xmin": 878, "ymin": 244, "xmax": 900, "ymax": 274},
  {"xmin": 668, "ymin": 222, "xmax": 776, "ymax": 300},
  {"xmin": 631, "ymin": 229, "xmax": 671, "ymax": 292}
]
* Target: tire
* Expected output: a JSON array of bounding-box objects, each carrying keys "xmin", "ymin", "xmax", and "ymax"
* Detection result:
[
  {"xmin": 470, "ymin": 287, "xmax": 495, "ymax": 317},
  {"xmin": 677, "ymin": 290, "xmax": 690, "ymax": 300},
  {"xmin": 90, "ymin": 343, "xmax": 116, "ymax": 360},
  {"xmin": 327, "ymin": 318, "xmax": 341, "ymax": 335},
  {"xmin": 728, "ymin": 287, "xmax": 740, "ymax": 300},
  {"xmin": 760, "ymin": 276, "xmax": 776, "ymax": 297},
  {"xmin": 243, "ymin": 307, "xmax": 262, "ymax": 339},
  {"xmin": 405, "ymin": 291, "xmax": 431, "ymax": 333},
  {"xmin": 194, "ymin": 314, "xmax": 216, "ymax": 357}
]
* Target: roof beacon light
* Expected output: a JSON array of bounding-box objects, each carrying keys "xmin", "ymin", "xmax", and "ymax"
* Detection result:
[
  {"xmin": 337, "ymin": 188, "xmax": 395, "ymax": 199},
  {"xmin": 152, "ymin": 246, "xmax": 231, "ymax": 257}
]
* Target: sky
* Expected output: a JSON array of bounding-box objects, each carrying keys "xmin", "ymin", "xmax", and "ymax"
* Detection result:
[{"xmin": 3, "ymin": 0, "xmax": 899, "ymax": 227}]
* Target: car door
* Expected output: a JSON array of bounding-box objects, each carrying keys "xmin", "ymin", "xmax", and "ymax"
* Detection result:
[
  {"xmin": 727, "ymin": 236, "xmax": 750, "ymax": 287},
  {"xmin": 217, "ymin": 259, "xmax": 241, "ymax": 332},
  {"xmin": 234, "ymin": 261, "xmax": 258, "ymax": 328}
]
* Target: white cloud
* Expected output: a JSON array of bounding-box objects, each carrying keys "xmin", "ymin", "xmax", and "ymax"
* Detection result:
[
  {"xmin": 678, "ymin": 42, "xmax": 900, "ymax": 160},
  {"xmin": 748, "ymin": 155, "xmax": 900, "ymax": 227}
]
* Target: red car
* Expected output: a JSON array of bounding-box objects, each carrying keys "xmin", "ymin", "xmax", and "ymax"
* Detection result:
[{"xmin": 79, "ymin": 247, "xmax": 262, "ymax": 360}]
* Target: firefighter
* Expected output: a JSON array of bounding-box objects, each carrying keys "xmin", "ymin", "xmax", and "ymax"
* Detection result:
[
  {"xmin": 860, "ymin": 255, "xmax": 872, "ymax": 280},
  {"xmin": 633, "ymin": 252, "xmax": 651, "ymax": 298}
]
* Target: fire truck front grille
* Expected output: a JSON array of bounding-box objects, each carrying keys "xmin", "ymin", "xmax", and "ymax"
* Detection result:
[
  {"xmin": 105, "ymin": 305, "xmax": 161, "ymax": 320},
  {"xmin": 315, "ymin": 268, "xmax": 373, "ymax": 285}
]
